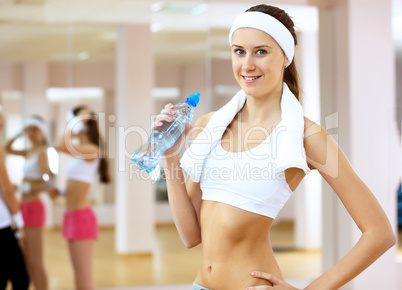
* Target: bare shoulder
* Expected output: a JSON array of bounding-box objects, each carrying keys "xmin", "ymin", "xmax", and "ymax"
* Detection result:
[
  {"xmin": 194, "ymin": 111, "xmax": 215, "ymax": 128},
  {"xmin": 303, "ymin": 116, "xmax": 344, "ymax": 178},
  {"xmin": 190, "ymin": 112, "xmax": 215, "ymax": 140},
  {"xmin": 303, "ymin": 117, "xmax": 333, "ymax": 171},
  {"xmin": 303, "ymin": 117, "xmax": 325, "ymax": 139}
]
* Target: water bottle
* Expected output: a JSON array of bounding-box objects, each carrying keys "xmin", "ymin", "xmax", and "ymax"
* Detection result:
[{"xmin": 131, "ymin": 92, "xmax": 200, "ymax": 173}]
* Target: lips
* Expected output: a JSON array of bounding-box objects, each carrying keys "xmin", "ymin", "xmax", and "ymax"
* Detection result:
[{"xmin": 242, "ymin": 75, "xmax": 261, "ymax": 82}]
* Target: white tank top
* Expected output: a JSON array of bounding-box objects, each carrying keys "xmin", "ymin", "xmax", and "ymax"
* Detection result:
[
  {"xmin": 200, "ymin": 123, "xmax": 294, "ymax": 219},
  {"xmin": 66, "ymin": 158, "xmax": 99, "ymax": 184},
  {"xmin": 0, "ymin": 188, "xmax": 11, "ymax": 229},
  {"xmin": 23, "ymin": 151, "xmax": 43, "ymax": 180}
]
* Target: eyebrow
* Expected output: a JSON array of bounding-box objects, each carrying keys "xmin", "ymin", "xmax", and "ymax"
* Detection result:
[{"xmin": 231, "ymin": 44, "xmax": 273, "ymax": 49}]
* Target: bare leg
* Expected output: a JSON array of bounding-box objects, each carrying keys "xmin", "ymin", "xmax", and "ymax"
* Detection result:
[
  {"xmin": 23, "ymin": 227, "xmax": 48, "ymax": 290},
  {"xmin": 68, "ymin": 240, "xmax": 94, "ymax": 290}
]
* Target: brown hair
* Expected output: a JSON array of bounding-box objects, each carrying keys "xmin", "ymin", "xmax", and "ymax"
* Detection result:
[
  {"xmin": 73, "ymin": 106, "xmax": 110, "ymax": 183},
  {"xmin": 245, "ymin": 4, "xmax": 301, "ymax": 101}
]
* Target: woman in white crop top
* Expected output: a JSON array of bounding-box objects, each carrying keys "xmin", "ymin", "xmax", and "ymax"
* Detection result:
[
  {"xmin": 55, "ymin": 105, "xmax": 109, "ymax": 290},
  {"xmin": 155, "ymin": 4, "xmax": 395, "ymax": 290},
  {"xmin": 6, "ymin": 115, "xmax": 57, "ymax": 290}
]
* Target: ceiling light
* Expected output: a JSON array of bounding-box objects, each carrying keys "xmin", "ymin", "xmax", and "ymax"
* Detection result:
[
  {"xmin": 190, "ymin": 3, "xmax": 208, "ymax": 15},
  {"xmin": 150, "ymin": 23, "xmax": 164, "ymax": 32},
  {"xmin": 14, "ymin": 0, "xmax": 47, "ymax": 5},
  {"xmin": 46, "ymin": 87, "xmax": 103, "ymax": 102},
  {"xmin": 77, "ymin": 51, "xmax": 89, "ymax": 61},
  {"xmin": 152, "ymin": 87, "xmax": 180, "ymax": 99},
  {"xmin": 151, "ymin": 2, "xmax": 209, "ymax": 14},
  {"xmin": 152, "ymin": 2, "xmax": 164, "ymax": 12}
]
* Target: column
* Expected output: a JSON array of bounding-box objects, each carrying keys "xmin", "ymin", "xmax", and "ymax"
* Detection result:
[
  {"xmin": 115, "ymin": 24, "xmax": 155, "ymax": 254},
  {"xmin": 319, "ymin": 0, "xmax": 400, "ymax": 289},
  {"xmin": 22, "ymin": 63, "xmax": 49, "ymax": 120},
  {"xmin": 22, "ymin": 63, "xmax": 54, "ymax": 227},
  {"xmin": 294, "ymin": 30, "xmax": 322, "ymax": 250}
]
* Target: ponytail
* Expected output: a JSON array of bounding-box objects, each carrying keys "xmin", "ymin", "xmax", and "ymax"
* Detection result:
[
  {"xmin": 284, "ymin": 60, "xmax": 301, "ymax": 102},
  {"xmin": 97, "ymin": 134, "xmax": 110, "ymax": 184},
  {"xmin": 86, "ymin": 117, "xmax": 110, "ymax": 184},
  {"xmin": 72, "ymin": 106, "xmax": 111, "ymax": 184}
]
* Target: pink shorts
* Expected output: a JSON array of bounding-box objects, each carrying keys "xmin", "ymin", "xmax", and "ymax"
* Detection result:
[
  {"xmin": 63, "ymin": 207, "xmax": 98, "ymax": 241},
  {"xmin": 20, "ymin": 200, "xmax": 46, "ymax": 227}
]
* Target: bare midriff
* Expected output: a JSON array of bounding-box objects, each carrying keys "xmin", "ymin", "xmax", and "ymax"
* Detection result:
[
  {"xmin": 20, "ymin": 178, "xmax": 46, "ymax": 202},
  {"xmin": 65, "ymin": 180, "xmax": 91, "ymax": 211},
  {"xmin": 195, "ymin": 200, "xmax": 282, "ymax": 290}
]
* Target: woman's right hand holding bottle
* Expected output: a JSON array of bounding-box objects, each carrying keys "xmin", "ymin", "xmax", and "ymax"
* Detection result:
[{"xmin": 153, "ymin": 103, "xmax": 192, "ymax": 159}]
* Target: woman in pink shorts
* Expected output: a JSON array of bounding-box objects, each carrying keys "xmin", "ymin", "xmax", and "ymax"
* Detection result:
[
  {"xmin": 55, "ymin": 106, "xmax": 109, "ymax": 290},
  {"xmin": 6, "ymin": 115, "xmax": 57, "ymax": 290}
]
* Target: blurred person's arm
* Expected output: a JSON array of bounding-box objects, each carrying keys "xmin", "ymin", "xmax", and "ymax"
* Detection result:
[
  {"xmin": 55, "ymin": 130, "xmax": 98, "ymax": 160},
  {"xmin": 5, "ymin": 132, "xmax": 27, "ymax": 156},
  {"xmin": 0, "ymin": 143, "xmax": 25, "ymax": 238}
]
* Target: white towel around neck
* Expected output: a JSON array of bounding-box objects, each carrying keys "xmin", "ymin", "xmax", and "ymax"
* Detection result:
[{"xmin": 180, "ymin": 83, "xmax": 310, "ymax": 183}]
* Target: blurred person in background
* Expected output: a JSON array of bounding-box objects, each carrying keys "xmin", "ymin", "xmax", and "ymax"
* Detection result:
[
  {"xmin": 6, "ymin": 115, "xmax": 57, "ymax": 290},
  {"xmin": 55, "ymin": 106, "xmax": 109, "ymax": 290},
  {"xmin": 0, "ymin": 107, "xmax": 30, "ymax": 289}
]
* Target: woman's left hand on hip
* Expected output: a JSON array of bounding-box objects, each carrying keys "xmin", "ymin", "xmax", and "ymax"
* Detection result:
[{"xmin": 245, "ymin": 271, "xmax": 301, "ymax": 290}]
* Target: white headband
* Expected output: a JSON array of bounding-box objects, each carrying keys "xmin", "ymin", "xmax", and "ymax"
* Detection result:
[
  {"xmin": 66, "ymin": 110, "xmax": 75, "ymax": 123},
  {"xmin": 229, "ymin": 11, "xmax": 294, "ymax": 67},
  {"xmin": 24, "ymin": 117, "xmax": 47, "ymax": 137}
]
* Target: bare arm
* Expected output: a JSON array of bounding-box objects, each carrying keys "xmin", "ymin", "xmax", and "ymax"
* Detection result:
[
  {"xmin": 160, "ymin": 105, "xmax": 214, "ymax": 248},
  {"xmin": 55, "ymin": 130, "xmax": 98, "ymax": 160},
  {"xmin": 0, "ymin": 144, "xmax": 25, "ymax": 241},
  {"xmin": 0, "ymin": 145, "xmax": 19, "ymax": 214},
  {"xmin": 5, "ymin": 133, "xmax": 27, "ymax": 156},
  {"xmin": 249, "ymin": 118, "xmax": 396, "ymax": 289},
  {"xmin": 162, "ymin": 155, "xmax": 203, "ymax": 248},
  {"xmin": 303, "ymin": 118, "xmax": 396, "ymax": 289}
]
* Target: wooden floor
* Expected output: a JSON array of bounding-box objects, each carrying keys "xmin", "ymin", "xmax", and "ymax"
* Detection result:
[
  {"xmin": 20, "ymin": 222, "xmax": 402, "ymax": 289},
  {"xmin": 40, "ymin": 221, "xmax": 320, "ymax": 289}
]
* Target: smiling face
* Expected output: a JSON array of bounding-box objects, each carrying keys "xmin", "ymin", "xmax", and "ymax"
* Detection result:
[{"xmin": 231, "ymin": 28, "xmax": 289, "ymax": 98}]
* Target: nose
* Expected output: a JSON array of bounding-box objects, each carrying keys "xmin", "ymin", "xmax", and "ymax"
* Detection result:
[{"xmin": 243, "ymin": 54, "xmax": 255, "ymax": 72}]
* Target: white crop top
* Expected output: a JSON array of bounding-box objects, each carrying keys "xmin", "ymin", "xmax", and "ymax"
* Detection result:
[
  {"xmin": 66, "ymin": 158, "xmax": 99, "ymax": 184},
  {"xmin": 181, "ymin": 83, "xmax": 310, "ymax": 219},
  {"xmin": 23, "ymin": 151, "xmax": 43, "ymax": 180},
  {"xmin": 200, "ymin": 121, "xmax": 295, "ymax": 219},
  {"xmin": 0, "ymin": 189, "xmax": 11, "ymax": 229}
]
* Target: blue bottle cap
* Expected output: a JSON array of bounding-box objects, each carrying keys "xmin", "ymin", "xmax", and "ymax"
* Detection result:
[{"xmin": 186, "ymin": 92, "xmax": 200, "ymax": 107}]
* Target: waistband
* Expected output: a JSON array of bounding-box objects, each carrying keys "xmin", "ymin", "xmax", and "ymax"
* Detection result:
[
  {"xmin": 192, "ymin": 282, "xmax": 212, "ymax": 290},
  {"xmin": 20, "ymin": 199, "xmax": 44, "ymax": 205}
]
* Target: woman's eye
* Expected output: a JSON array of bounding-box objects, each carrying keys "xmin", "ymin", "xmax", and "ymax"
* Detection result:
[
  {"xmin": 256, "ymin": 49, "xmax": 267, "ymax": 55},
  {"xmin": 234, "ymin": 49, "xmax": 245, "ymax": 55}
]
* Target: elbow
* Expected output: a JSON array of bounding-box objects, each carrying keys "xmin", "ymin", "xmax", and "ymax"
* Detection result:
[
  {"xmin": 184, "ymin": 242, "xmax": 200, "ymax": 249},
  {"xmin": 384, "ymin": 230, "xmax": 397, "ymax": 250},
  {"xmin": 374, "ymin": 227, "xmax": 397, "ymax": 252},
  {"xmin": 183, "ymin": 236, "xmax": 201, "ymax": 249}
]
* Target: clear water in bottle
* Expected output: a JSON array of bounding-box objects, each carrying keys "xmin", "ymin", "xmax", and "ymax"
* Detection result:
[{"xmin": 131, "ymin": 92, "xmax": 200, "ymax": 173}]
